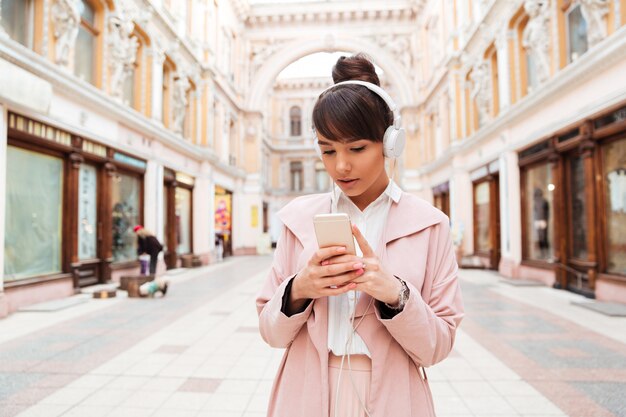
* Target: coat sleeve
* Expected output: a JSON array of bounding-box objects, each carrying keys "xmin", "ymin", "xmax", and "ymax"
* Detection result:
[
  {"xmin": 376, "ymin": 220, "xmax": 464, "ymax": 367},
  {"xmin": 256, "ymin": 225, "xmax": 315, "ymax": 348}
]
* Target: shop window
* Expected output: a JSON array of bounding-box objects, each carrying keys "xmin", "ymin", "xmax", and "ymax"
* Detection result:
[
  {"xmin": 474, "ymin": 181, "xmax": 491, "ymax": 253},
  {"xmin": 75, "ymin": 0, "xmax": 99, "ymax": 85},
  {"xmin": 522, "ymin": 163, "xmax": 555, "ymax": 261},
  {"xmin": 290, "ymin": 106, "xmax": 302, "ymax": 137},
  {"xmin": 4, "ymin": 146, "xmax": 63, "ymax": 280},
  {"xmin": 290, "ymin": 161, "xmax": 303, "ymax": 192},
  {"xmin": 566, "ymin": 5, "xmax": 588, "ymax": 63},
  {"xmin": 1, "ymin": 0, "xmax": 34, "ymax": 47},
  {"xmin": 603, "ymin": 139, "xmax": 626, "ymax": 275},
  {"xmin": 175, "ymin": 187, "xmax": 192, "ymax": 255},
  {"xmin": 111, "ymin": 172, "xmax": 141, "ymax": 263}
]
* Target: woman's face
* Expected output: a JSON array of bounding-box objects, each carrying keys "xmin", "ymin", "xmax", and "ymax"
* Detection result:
[{"xmin": 318, "ymin": 135, "xmax": 389, "ymax": 208}]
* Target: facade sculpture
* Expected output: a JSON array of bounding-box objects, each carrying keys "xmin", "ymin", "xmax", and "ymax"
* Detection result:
[
  {"xmin": 470, "ymin": 60, "xmax": 492, "ymax": 126},
  {"xmin": 107, "ymin": 13, "xmax": 139, "ymax": 99},
  {"xmin": 52, "ymin": 0, "xmax": 80, "ymax": 66},
  {"xmin": 580, "ymin": 0, "xmax": 610, "ymax": 47},
  {"xmin": 522, "ymin": 0, "xmax": 552, "ymax": 85},
  {"xmin": 172, "ymin": 73, "xmax": 191, "ymax": 135}
]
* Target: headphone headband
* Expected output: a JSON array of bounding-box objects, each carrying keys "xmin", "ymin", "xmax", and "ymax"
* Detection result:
[{"xmin": 319, "ymin": 80, "xmax": 402, "ymax": 129}]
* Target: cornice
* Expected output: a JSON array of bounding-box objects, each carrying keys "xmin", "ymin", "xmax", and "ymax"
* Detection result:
[
  {"xmin": 417, "ymin": 26, "xmax": 626, "ymax": 177},
  {"xmin": 246, "ymin": 2, "xmax": 421, "ymax": 27},
  {"xmin": 0, "ymin": 37, "xmax": 216, "ymax": 164}
]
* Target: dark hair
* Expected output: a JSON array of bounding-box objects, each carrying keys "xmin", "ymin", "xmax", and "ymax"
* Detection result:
[{"xmin": 312, "ymin": 53, "xmax": 393, "ymax": 143}]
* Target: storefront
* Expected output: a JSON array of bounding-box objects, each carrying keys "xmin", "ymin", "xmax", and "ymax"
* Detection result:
[
  {"xmin": 163, "ymin": 169, "xmax": 194, "ymax": 268},
  {"xmin": 471, "ymin": 162, "xmax": 500, "ymax": 270},
  {"xmin": 214, "ymin": 186, "xmax": 233, "ymax": 258},
  {"xmin": 519, "ymin": 102, "xmax": 626, "ymax": 298},
  {"xmin": 4, "ymin": 113, "xmax": 145, "ymax": 292}
]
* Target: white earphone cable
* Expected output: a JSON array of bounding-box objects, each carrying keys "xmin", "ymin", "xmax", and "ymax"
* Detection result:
[{"xmin": 332, "ymin": 158, "xmax": 397, "ymax": 417}]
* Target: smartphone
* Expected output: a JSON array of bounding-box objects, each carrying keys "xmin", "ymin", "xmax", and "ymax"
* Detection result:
[{"xmin": 313, "ymin": 213, "xmax": 356, "ymax": 255}]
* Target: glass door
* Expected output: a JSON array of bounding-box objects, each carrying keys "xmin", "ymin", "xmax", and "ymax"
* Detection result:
[
  {"xmin": 77, "ymin": 164, "xmax": 100, "ymax": 286},
  {"xmin": 566, "ymin": 153, "xmax": 593, "ymax": 295}
]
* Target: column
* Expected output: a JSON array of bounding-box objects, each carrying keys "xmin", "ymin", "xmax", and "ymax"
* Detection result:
[
  {"xmin": 450, "ymin": 161, "xmax": 473, "ymax": 256},
  {"xmin": 193, "ymin": 87, "xmax": 202, "ymax": 145},
  {"xmin": 279, "ymin": 157, "xmax": 288, "ymax": 190},
  {"xmin": 207, "ymin": 82, "xmax": 215, "ymax": 148},
  {"xmin": 499, "ymin": 151, "xmax": 522, "ymax": 275},
  {"xmin": 144, "ymin": 160, "xmax": 161, "ymax": 237},
  {"xmin": 304, "ymin": 158, "xmax": 315, "ymax": 192},
  {"xmin": 193, "ymin": 162, "xmax": 212, "ymax": 262},
  {"xmin": 0, "ymin": 0, "xmax": 6, "ymax": 37},
  {"xmin": 0, "ymin": 105, "xmax": 7, "ymax": 294}
]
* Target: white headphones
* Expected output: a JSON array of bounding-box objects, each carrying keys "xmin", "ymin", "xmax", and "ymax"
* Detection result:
[{"xmin": 314, "ymin": 80, "xmax": 406, "ymax": 159}]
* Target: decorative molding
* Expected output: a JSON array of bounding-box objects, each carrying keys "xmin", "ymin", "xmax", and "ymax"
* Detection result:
[
  {"xmin": 51, "ymin": 0, "xmax": 80, "ymax": 66},
  {"xmin": 470, "ymin": 60, "xmax": 492, "ymax": 126},
  {"xmin": 522, "ymin": 0, "xmax": 552, "ymax": 85},
  {"xmin": 107, "ymin": 9, "xmax": 139, "ymax": 99},
  {"xmin": 580, "ymin": 0, "xmax": 610, "ymax": 47}
]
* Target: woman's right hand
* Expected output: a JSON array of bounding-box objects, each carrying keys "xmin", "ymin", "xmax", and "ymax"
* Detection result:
[{"xmin": 291, "ymin": 246, "xmax": 365, "ymax": 303}]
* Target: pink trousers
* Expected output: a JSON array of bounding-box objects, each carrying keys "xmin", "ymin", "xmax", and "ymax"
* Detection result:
[{"xmin": 328, "ymin": 354, "xmax": 372, "ymax": 417}]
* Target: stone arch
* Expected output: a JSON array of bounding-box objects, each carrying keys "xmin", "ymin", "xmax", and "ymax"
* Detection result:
[{"xmin": 247, "ymin": 35, "xmax": 416, "ymax": 112}]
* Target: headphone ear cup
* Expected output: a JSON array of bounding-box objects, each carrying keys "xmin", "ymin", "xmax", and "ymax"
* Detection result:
[{"xmin": 383, "ymin": 126, "xmax": 406, "ymax": 159}]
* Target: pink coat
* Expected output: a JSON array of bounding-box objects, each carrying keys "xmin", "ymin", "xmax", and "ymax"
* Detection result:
[{"xmin": 256, "ymin": 192, "xmax": 464, "ymax": 417}]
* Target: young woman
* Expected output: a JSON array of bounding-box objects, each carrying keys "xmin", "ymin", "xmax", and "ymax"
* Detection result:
[{"xmin": 256, "ymin": 54, "xmax": 464, "ymax": 417}]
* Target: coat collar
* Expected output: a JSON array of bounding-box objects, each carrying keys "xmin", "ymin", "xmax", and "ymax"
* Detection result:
[{"xmin": 278, "ymin": 191, "xmax": 443, "ymax": 246}]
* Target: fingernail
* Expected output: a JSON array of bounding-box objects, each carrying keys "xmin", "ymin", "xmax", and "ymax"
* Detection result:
[
  {"xmin": 337, "ymin": 247, "xmax": 346, "ymax": 253},
  {"xmin": 321, "ymin": 260, "xmax": 329, "ymax": 266},
  {"xmin": 353, "ymin": 263, "xmax": 363, "ymax": 269},
  {"xmin": 356, "ymin": 268, "xmax": 364, "ymax": 275}
]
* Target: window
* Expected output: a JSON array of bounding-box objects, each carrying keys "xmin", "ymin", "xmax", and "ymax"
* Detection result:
[
  {"xmin": 566, "ymin": 5, "xmax": 588, "ymax": 63},
  {"xmin": 603, "ymin": 139, "xmax": 626, "ymax": 275},
  {"xmin": 290, "ymin": 161, "xmax": 303, "ymax": 192},
  {"xmin": 111, "ymin": 172, "xmax": 141, "ymax": 262},
  {"xmin": 175, "ymin": 187, "xmax": 192, "ymax": 255},
  {"xmin": 315, "ymin": 161, "xmax": 328, "ymax": 191},
  {"xmin": 75, "ymin": 0, "xmax": 98, "ymax": 85},
  {"xmin": 4, "ymin": 146, "xmax": 63, "ymax": 280},
  {"xmin": 290, "ymin": 106, "xmax": 302, "ymax": 137},
  {"xmin": 162, "ymin": 58, "xmax": 175, "ymax": 128},
  {"xmin": 485, "ymin": 44, "xmax": 499, "ymax": 119},
  {"xmin": 122, "ymin": 28, "xmax": 147, "ymax": 112},
  {"xmin": 570, "ymin": 155, "xmax": 588, "ymax": 259},
  {"xmin": 522, "ymin": 163, "xmax": 555, "ymax": 261},
  {"xmin": 1, "ymin": 0, "xmax": 33, "ymax": 47}
]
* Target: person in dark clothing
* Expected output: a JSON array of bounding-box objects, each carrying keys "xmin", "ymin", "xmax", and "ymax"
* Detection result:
[{"xmin": 133, "ymin": 225, "xmax": 163, "ymax": 275}]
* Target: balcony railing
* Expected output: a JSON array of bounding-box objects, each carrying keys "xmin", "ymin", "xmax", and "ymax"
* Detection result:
[{"xmin": 264, "ymin": 133, "xmax": 316, "ymax": 150}]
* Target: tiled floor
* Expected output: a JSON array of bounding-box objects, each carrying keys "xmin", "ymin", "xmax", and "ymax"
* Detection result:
[{"xmin": 0, "ymin": 257, "xmax": 625, "ymax": 417}]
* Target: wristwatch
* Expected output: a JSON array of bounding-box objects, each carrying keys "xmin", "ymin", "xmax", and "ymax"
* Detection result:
[{"xmin": 385, "ymin": 276, "xmax": 410, "ymax": 310}]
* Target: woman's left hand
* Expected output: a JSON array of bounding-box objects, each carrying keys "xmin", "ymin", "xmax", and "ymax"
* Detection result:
[{"xmin": 325, "ymin": 224, "xmax": 402, "ymax": 306}]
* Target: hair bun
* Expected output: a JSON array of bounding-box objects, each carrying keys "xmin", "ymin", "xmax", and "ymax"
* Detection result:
[{"xmin": 332, "ymin": 53, "xmax": 380, "ymax": 86}]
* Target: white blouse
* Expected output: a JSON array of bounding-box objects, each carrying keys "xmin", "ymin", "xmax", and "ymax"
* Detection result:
[{"xmin": 327, "ymin": 180, "xmax": 402, "ymax": 357}]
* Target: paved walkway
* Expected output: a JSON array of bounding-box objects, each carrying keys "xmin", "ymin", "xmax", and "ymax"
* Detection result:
[{"xmin": 0, "ymin": 256, "xmax": 624, "ymax": 417}]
